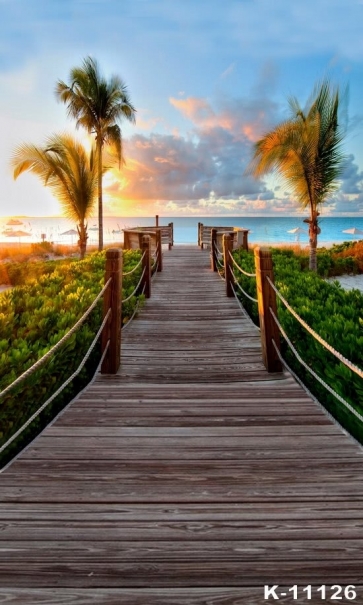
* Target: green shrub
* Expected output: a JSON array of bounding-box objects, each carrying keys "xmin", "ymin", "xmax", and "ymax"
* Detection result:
[
  {"xmin": 232, "ymin": 247, "xmax": 363, "ymax": 443},
  {"xmin": 0, "ymin": 249, "xmax": 144, "ymax": 467}
]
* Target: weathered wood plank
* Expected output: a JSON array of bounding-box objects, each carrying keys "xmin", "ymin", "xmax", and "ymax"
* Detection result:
[
  {"xmin": 1, "ymin": 560, "xmax": 363, "ymax": 588},
  {"xmin": 1, "ymin": 588, "xmax": 363, "ymax": 605},
  {"xmin": 1, "ymin": 244, "xmax": 363, "ymax": 597}
]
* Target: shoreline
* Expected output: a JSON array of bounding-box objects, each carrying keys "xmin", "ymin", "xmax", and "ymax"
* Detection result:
[{"xmin": 0, "ymin": 240, "xmax": 343, "ymax": 250}]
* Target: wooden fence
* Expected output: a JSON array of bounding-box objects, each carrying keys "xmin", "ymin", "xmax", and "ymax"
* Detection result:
[
  {"xmin": 100, "ymin": 234, "xmax": 283, "ymax": 377},
  {"xmin": 220, "ymin": 233, "xmax": 282, "ymax": 373},
  {"xmin": 198, "ymin": 222, "xmax": 249, "ymax": 251},
  {"xmin": 125, "ymin": 222, "xmax": 174, "ymax": 250},
  {"xmin": 101, "ymin": 236, "xmax": 154, "ymax": 374}
]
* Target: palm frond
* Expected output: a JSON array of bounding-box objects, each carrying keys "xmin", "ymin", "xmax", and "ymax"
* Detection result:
[
  {"xmin": 12, "ymin": 134, "xmax": 98, "ymax": 225},
  {"xmin": 247, "ymin": 78, "xmax": 346, "ymax": 213}
]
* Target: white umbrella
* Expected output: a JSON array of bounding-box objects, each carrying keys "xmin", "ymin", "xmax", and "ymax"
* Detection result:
[
  {"xmin": 342, "ymin": 227, "xmax": 363, "ymax": 235},
  {"xmin": 287, "ymin": 226, "xmax": 307, "ymax": 242},
  {"xmin": 60, "ymin": 228, "xmax": 78, "ymax": 245},
  {"xmin": 6, "ymin": 218, "xmax": 23, "ymax": 226},
  {"xmin": 5, "ymin": 229, "xmax": 31, "ymax": 243},
  {"xmin": 6, "ymin": 229, "xmax": 31, "ymax": 237},
  {"xmin": 287, "ymin": 227, "xmax": 307, "ymax": 234}
]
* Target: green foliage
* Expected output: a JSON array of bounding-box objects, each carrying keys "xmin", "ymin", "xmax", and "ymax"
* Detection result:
[
  {"xmin": 12, "ymin": 134, "xmax": 99, "ymax": 259},
  {"xmin": 232, "ymin": 246, "xmax": 363, "ymax": 443},
  {"xmin": 0, "ymin": 249, "xmax": 144, "ymax": 467},
  {"xmin": 30, "ymin": 241, "xmax": 54, "ymax": 255},
  {"xmin": 248, "ymin": 79, "xmax": 347, "ymax": 271},
  {"xmin": 56, "ymin": 56, "xmax": 136, "ymax": 249}
]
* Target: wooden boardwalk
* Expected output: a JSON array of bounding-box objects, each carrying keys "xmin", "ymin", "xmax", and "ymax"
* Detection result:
[{"xmin": 1, "ymin": 245, "xmax": 363, "ymax": 604}]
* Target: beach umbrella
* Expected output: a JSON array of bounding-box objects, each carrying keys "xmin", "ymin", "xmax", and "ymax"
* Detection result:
[
  {"xmin": 60, "ymin": 228, "xmax": 78, "ymax": 245},
  {"xmin": 60, "ymin": 229, "xmax": 78, "ymax": 236},
  {"xmin": 287, "ymin": 227, "xmax": 307, "ymax": 234},
  {"xmin": 342, "ymin": 227, "xmax": 363, "ymax": 235},
  {"xmin": 5, "ymin": 229, "xmax": 31, "ymax": 243},
  {"xmin": 6, "ymin": 229, "xmax": 31, "ymax": 237},
  {"xmin": 287, "ymin": 226, "xmax": 307, "ymax": 242},
  {"xmin": 6, "ymin": 218, "xmax": 23, "ymax": 226}
]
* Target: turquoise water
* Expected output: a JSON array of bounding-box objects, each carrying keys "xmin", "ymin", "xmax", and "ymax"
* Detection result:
[{"xmin": 1, "ymin": 216, "xmax": 363, "ymax": 246}]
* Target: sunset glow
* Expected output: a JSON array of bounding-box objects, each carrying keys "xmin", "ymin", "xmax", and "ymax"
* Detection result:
[{"xmin": 1, "ymin": 1, "xmax": 363, "ymax": 218}]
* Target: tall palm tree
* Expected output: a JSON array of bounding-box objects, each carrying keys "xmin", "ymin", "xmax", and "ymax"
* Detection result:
[
  {"xmin": 55, "ymin": 56, "xmax": 136, "ymax": 251},
  {"xmin": 12, "ymin": 134, "xmax": 98, "ymax": 259},
  {"xmin": 248, "ymin": 80, "xmax": 346, "ymax": 271}
]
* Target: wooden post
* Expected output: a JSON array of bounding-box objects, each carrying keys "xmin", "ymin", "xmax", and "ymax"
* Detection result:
[
  {"xmin": 101, "ymin": 248, "xmax": 122, "ymax": 374},
  {"xmin": 156, "ymin": 229, "xmax": 163, "ymax": 272},
  {"xmin": 234, "ymin": 229, "xmax": 249, "ymax": 251},
  {"xmin": 254, "ymin": 247, "xmax": 282, "ymax": 373},
  {"xmin": 223, "ymin": 234, "xmax": 234, "ymax": 297},
  {"xmin": 198, "ymin": 222, "xmax": 201, "ymax": 247},
  {"xmin": 155, "ymin": 214, "xmax": 159, "ymax": 227},
  {"xmin": 141, "ymin": 235, "xmax": 151, "ymax": 298},
  {"xmin": 211, "ymin": 228, "xmax": 218, "ymax": 271},
  {"xmin": 168, "ymin": 222, "xmax": 174, "ymax": 248},
  {"xmin": 242, "ymin": 229, "xmax": 249, "ymax": 251}
]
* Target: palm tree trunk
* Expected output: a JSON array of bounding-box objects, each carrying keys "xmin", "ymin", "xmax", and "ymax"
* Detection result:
[
  {"xmin": 308, "ymin": 209, "xmax": 320, "ymax": 272},
  {"xmin": 77, "ymin": 223, "xmax": 88, "ymax": 260},
  {"xmin": 309, "ymin": 229, "xmax": 318, "ymax": 271},
  {"xmin": 97, "ymin": 139, "xmax": 103, "ymax": 251}
]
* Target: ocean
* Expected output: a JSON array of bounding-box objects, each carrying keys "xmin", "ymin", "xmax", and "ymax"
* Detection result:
[{"xmin": 1, "ymin": 216, "xmax": 363, "ymax": 247}]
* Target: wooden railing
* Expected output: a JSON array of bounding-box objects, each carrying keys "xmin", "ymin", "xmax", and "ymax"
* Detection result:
[
  {"xmin": 220, "ymin": 233, "xmax": 282, "ymax": 373},
  {"xmin": 101, "ymin": 237, "xmax": 155, "ymax": 374},
  {"xmin": 198, "ymin": 222, "xmax": 249, "ymax": 251},
  {"xmin": 123, "ymin": 229, "xmax": 163, "ymax": 272},
  {"xmin": 221, "ymin": 231, "xmax": 363, "ymax": 429},
  {"xmin": 125, "ymin": 220, "xmax": 174, "ymax": 250}
]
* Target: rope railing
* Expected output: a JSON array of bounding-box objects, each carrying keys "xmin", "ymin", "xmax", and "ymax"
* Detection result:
[
  {"xmin": 215, "ymin": 255, "xmax": 224, "ymax": 269},
  {"xmin": 0, "ymin": 277, "xmax": 112, "ymax": 401},
  {"xmin": 231, "ymin": 282, "xmax": 260, "ymax": 324},
  {"xmin": 228, "ymin": 250, "xmax": 256, "ymax": 278},
  {"xmin": 122, "ymin": 251, "xmax": 146, "ymax": 276},
  {"xmin": 122, "ymin": 283, "xmax": 146, "ymax": 331},
  {"xmin": 232, "ymin": 276, "xmax": 258, "ymax": 303},
  {"xmin": 220, "ymin": 245, "xmax": 363, "ymax": 429},
  {"xmin": 0, "ymin": 310, "xmax": 112, "ymax": 455},
  {"xmin": 122, "ymin": 267, "xmax": 146, "ymax": 304},
  {"xmin": 1, "ymin": 243, "xmax": 156, "ymax": 458},
  {"xmin": 266, "ymin": 275, "xmax": 363, "ymax": 381},
  {"xmin": 227, "ymin": 247, "xmax": 258, "ymax": 303},
  {"xmin": 269, "ymin": 310, "xmax": 363, "ymax": 424},
  {"xmin": 151, "ymin": 260, "xmax": 159, "ymax": 279},
  {"xmin": 214, "ymin": 241, "xmax": 224, "ymax": 257}
]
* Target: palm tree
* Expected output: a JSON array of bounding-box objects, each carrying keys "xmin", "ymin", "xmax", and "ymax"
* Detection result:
[
  {"xmin": 12, "ymin": 134, "xmax": 98, "ymax": 259},
  {"xmin": 248, "ymin": 80, "xmax": 346, "ymax": 271},
  {"xmin": 55, "ymin": 56, "xmax": 136, "ymax": 251}
]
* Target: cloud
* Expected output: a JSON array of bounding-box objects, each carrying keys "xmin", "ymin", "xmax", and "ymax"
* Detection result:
[
  {"xmin": 169, "ymin": 92, "xmax": 279, "ymax": 142},
  {"xmin": 103, "ymin": 85, "xmax": 282, "ymax": 215},
  {"xmin": 105, "ymin": 83, "xmax": 363, "ymax": 217},
  {"xmin": 220, "ymin": 63, "xmax": 235, "ymax": 79},
  {"xmin": 339, "ymin": 154, "xmax": 363, "ymax": 194}
]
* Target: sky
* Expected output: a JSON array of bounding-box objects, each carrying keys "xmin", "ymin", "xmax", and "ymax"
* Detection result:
[{"xmin": 1, "ymin": 0, "xmax": 363, "ymax": 218}]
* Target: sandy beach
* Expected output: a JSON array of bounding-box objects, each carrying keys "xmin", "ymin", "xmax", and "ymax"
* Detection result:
[{"xmin": 0, "ymin": 240, "xmax": 362, "ymax": 295}]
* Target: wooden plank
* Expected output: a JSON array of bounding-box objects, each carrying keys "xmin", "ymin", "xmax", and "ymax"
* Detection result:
[
  {"xmin": 1, "ymin": 588, "xmax": 363, "ymax": 605},
  {"xmin": 1, "ymin": 560, "xmax": 363, "ymax": 588},
  {"xmin": 1, "ymin": 244, "xmax": 363, "ymax": 595}
]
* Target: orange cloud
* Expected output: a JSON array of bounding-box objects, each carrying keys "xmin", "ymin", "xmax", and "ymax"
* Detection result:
[
  {"xmin": 169, "ymin": 96, "xmax": 265, "ymax": 142},
  {"xmin": 170, "ymin": 96, "xmax": 233, "ymax": 131}
]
